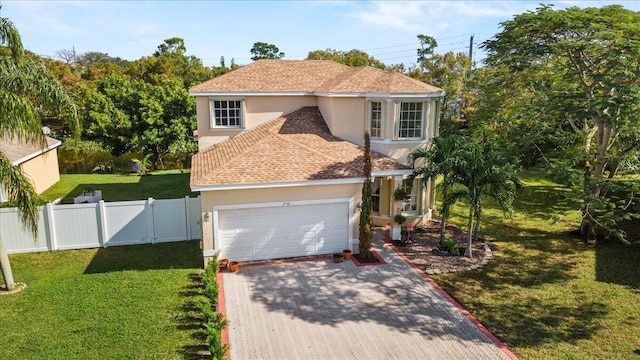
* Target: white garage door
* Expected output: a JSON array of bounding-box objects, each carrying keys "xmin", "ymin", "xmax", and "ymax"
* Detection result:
[{"xmin": 216, "ymin": 202, "xmax": 349, "ymax": 262}]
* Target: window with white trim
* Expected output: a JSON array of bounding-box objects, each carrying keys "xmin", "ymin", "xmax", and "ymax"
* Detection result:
[
  {"xmin": 396, "ymin": 102, "xmax": 424, "ymax": 139},
  {"xmin": 210, "ymin": 99, "xmax": 243, "ymax": 128},
  {"xmin": 371, "ymin": 178, "xmax": 381, "ymax": 215},
  {"xmin": 400, "ymin": 178, "xmax": 419, "ymax": 213},
  {"xmin": 368, "ymin": 101, "xmax": 383, "ymax": 138}
]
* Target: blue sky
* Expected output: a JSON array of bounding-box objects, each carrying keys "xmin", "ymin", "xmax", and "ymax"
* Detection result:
[{"xmin": 3, "ymin": 1, "xmax": 639, "ymax": 67}]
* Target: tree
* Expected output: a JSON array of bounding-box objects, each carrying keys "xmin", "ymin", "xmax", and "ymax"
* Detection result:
[
  {"xmin": 416, "ymin": 34, "xmax": 437, "ymax": 70},
  {"xmin": 358, "ymin": 130, "xmax": 373, "ymax": 259},
  {"xmin": 0, "ymin": 14, "xmax": 77, "ymax": 291},
  {"xmin": 250, "ymin": 42, "xmax": 284, "ymax": 60},
  {"xmin": 306, "ymin": 48, "xmax": 387, "ymax": 69},
  {"xmin": 482, "ymin": 5, "xmax": 640, "ymax": 241},
  {"xmin": 409, "ymin": 135, "xmax": 466, "ymax": 244},
  {"xmin": 445, "ymin": 141, "xmax": 520, "ymax": 257}
]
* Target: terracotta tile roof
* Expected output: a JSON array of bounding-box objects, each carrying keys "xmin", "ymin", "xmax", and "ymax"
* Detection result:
[
  {"xmin": 0, "ymin": 136, "xmax": 61, "ymax": 165},
  {"xmin": 190, "ymin": 107, "xmax": 409, "ymax": 187},
  {"xmin": 189, "ymin": 60, "xmax": 443, "ymax": 95}
]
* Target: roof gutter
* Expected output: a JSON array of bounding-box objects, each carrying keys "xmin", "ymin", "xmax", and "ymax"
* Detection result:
[
  {"xmin": 11, "ymin": 139, "xmax": 62, "ymax": 166},
  {"xmin": 188, "ymin": 91, "xmax": 445, "ymax": 98}
]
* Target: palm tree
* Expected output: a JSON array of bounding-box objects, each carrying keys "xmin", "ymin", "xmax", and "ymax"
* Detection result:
[
  {"xmin": 409, "ymin": 135, "xmax": 465, "ymax": 244},
  {"xmin": 0, "ymin": 14, "xmax": 77, "ymax": 291},
  {"xmin": 446, "ymin": 141, "xmax": 520, "ymax": 257}
]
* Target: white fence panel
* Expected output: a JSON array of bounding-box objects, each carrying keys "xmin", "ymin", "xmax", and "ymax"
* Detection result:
[
  {"xmin": 153, "ymin": 198, "xmax": 188, "ymax": 243},
  {"xmin": 189, "ymin": 196, "xmax": 202, "ymax": 239},
  {"xmin": 104, "ymin": 200, "xmax": 152, "ymax": 246},
  {"xmin": 1, "ymin": 207, "xmax": 49, "ymax": 254},
  {"xmin": 53, "ymin": 203, "xmax": 102, "ymax": 250},
  {"xmin": 1, "ymin": 196, "xmax": 201, "ymax": 253}
]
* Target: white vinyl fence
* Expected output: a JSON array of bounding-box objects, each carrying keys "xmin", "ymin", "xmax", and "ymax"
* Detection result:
[{"xmin": 0, "ymin": 196, "xmax": 201, "ymax": 254}]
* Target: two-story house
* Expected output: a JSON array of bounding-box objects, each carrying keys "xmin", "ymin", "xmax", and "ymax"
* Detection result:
[{"xmin": 189, "ymin": 60, "xmax": 444, "ymax": 263}]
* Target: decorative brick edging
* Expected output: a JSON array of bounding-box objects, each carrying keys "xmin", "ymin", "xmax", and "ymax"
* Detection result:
[
  {"xmin": 383, "ymin": 236, "xmax": 519, "ymax": 360},
  {"xmin": 351, "ymin": 249, "xmax": 387, "ymax": 267}
]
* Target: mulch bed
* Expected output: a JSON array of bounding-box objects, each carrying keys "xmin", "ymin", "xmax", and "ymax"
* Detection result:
[{"xmin": 392, "ymin": 220, "xmax": 486, "ymax": 271}]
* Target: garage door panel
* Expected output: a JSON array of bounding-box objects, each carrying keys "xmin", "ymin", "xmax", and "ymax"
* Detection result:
[{"xmin": 217, "ymin": 202, "xmax": 348, "ymax": 262}]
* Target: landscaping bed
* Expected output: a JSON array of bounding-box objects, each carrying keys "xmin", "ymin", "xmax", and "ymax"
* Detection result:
[{"xmin": 393, "ymin": 220, "xmax": 487, "ymax": 271}]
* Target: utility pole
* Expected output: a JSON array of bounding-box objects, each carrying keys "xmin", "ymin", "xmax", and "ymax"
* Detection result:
[
  {"xmin": 467, "ymin": 34, "xmax": 474, "ymax": 78},
  {"xmin": 468, "ymin": 34, "xmax": 474, "ymax": 64}
]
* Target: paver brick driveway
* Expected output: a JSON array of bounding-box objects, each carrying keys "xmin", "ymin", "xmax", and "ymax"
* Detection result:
[{"xmin": 222, "ymin": 237, "xmax": 514, "ymax": 360}]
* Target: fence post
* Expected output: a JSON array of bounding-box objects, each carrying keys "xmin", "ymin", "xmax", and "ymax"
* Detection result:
[
  {"xmin": 147, "ymin": 198, "xmax": 156, "ymax": 244},
  {"xmin": 98, "ymin": 200, "xmax": 108, "ymax": 247},
  {"xmin": 185, "ymin": 196, "xmax": 191, "ymax": 240},
  {"xmin": 45, "ymin": 203, "xmax": 57, "ymax": 251}
]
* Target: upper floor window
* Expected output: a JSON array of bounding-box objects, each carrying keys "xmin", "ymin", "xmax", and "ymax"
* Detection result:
[
  {"xmin": 396, "ymin": 102, "xmax": 424, "ymax": 139},
  {"xmin": 211, "ymin": 99, "xmax": 243, "ymax": 128},
  {"xmin": 368, "ymin": 101, "xmax": 383, "ymax": 138}
]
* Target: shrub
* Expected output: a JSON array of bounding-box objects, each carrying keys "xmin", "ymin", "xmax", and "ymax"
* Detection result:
[{"xmin": 441, "ymin": 237, "xmax": 457, "ymax": 252}]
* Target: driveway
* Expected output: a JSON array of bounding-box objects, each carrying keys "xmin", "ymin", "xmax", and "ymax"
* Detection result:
[{"xmin": 222, "ymin": 233, "xmax": 515, "ymax": 360}]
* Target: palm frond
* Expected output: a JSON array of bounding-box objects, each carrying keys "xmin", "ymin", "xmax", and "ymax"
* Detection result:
[{"xmin": 0, "ymin": 153, "xmax": 39, "ymax": 236}]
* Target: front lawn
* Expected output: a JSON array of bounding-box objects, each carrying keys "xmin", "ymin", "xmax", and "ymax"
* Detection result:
[
  {"xmin": 0, "ymin": 241, "xmax": 207, "ymax": 359},
  {"xmin": 433, "ymin": 169, "xmax": 640, "ymax": 359},
  {"xmin": 40, "ymin": 170, "xmax": 197, "ymax": 203}
]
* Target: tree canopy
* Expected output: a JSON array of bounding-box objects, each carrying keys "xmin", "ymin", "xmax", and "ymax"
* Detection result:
[
  {"xmin": 250, "ymin": 42, "xmax": 285, "ymax": 60},
  {"xmin": 481, "ymin": 4, "xmax": 640, "ymax": 241}
]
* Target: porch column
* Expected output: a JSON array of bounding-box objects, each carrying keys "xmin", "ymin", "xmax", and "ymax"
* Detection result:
[{"xmin": 390, "ymin": 175, "xmax": 404, "ymax": 240}]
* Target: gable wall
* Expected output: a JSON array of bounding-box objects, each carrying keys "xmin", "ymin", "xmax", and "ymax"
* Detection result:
[{"xmin": 19, "ymin": 148, "xmax": 60, "ymax": 194}]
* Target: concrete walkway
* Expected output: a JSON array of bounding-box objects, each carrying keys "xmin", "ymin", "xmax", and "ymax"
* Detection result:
[{"xmin": 222, "ymin": 233, "xmax": 515, "ymax": 360}]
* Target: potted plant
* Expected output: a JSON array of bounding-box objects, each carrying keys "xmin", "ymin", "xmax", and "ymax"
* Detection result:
[
  {"xmin": 393, "ymin": 187, "xmax": 409, "ymax": 202},
  {"xmin": 219, "ymin": 258, "xmax": 229, "ymax": 270},
  {"xmin": 332, "ymin": 253, "xmax": 344, "ymax": 263},
  {"xmin": 342, "ymin": 249, "xmax": 352, "ymax": 260},
  {"xmin": 228, "ymin": 261, "xmax": 239, "ymax": 272}
]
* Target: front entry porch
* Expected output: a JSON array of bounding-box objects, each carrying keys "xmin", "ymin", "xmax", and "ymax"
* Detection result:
[{"xmin": 370, "ymin": 175, "xmax": 435, "ymax": 239}]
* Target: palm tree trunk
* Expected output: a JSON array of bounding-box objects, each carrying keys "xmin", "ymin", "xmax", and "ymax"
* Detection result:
[
  {"xmin": 439, "ymin": 186, "xmax": 448, "ymax": 244},
  {"xmin": 466, "ymin": 207, "xmax": 473, "ymax": 257},
  {"xmin": 473, "ymin": 209, "xmax": 481, "ymax": 241},
  {"xmin": 0, "ymin": 236, "xmax": 16, "ymax": 291}
]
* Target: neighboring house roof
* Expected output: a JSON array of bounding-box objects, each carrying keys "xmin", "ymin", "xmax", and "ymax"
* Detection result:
[
  {"xmin": 189, "ymin": 60, "xmax": 443, "ymax": 96},
  {"xmin": 190, "ymin": 107, "xmax": 410, "ymax": 190},
  {"xmin": 0, "ymin": 136, "xmax": 62, "ymax": 166}
]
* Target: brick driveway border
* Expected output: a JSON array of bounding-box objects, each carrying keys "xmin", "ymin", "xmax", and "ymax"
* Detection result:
[{"xmin": 221, "ymin": 232, "xmax": 518, "ymax": 360}]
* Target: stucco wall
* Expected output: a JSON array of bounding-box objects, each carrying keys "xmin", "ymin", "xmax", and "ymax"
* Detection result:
[
  {"xmin": 199, "ymin": 183, "xmax": 362, "ymax": 259},
  {"xmin": 195, "ymin": 95, "xmax": 317, "ymax": 150},
  {"xmin": 19, "ymin": 148, "xmax": 60, "ymax": 194}
]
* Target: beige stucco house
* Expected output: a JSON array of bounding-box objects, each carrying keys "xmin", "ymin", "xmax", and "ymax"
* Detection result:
[
  {"xmin": 0, "ymin": 136, "xmax": 62, "ymax": 202},
  {"xmin": 189, "ymin": 60, "xmax": 444, "ymax": 263}
]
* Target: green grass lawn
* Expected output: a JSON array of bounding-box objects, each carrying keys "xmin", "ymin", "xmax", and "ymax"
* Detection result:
[
  {"xmin": 39, "ymin": 170, "xmax": 197, "ymax": 203},
  {"xmin": 0, "ymin": 241, "xmax": 207, "ymax": 359},
  {"xmin": 433, "ymin": 169, "xmax": 640, "ymax": 359}
]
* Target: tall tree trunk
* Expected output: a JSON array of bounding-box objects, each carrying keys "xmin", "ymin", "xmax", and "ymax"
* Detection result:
[
  {"xmin": 473, "ymin": 210, "xmax": 481, "ymax": 242},
  {"xmin": 0, "ymin": 236, "xmax": 16, "ymax": 291},
  {"xmin": 466, "ymin": 207, "xmax": 473, "ymax": 258},
  {"xmin": 439, "ymin": 186, "xmax": 448, "ymax": 244}
]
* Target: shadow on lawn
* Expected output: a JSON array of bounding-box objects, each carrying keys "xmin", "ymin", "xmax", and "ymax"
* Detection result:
[
  {"xmin": 83, "ymin": 240, "xmax": 202, "ymax": 274},
  {"xmin": 178, "ymin": 273, "xmax": 210, "ymax": 360},
  {"xmin": 595, "ymin": 242, "xmax": 640, "ymax": 289}
]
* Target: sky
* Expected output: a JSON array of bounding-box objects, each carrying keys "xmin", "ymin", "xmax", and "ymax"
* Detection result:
[{"xmin": 2, "ymin": 0, "xmax": 640, "ymax": 67}]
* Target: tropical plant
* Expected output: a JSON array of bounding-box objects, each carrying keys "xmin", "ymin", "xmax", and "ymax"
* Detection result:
[
  {"xmin": 131, "ymin": 154, "xmax": 153, "ymax": 175},
  {"xmin": 410, "ymin": 135, "xmax": 466, "ymax": 244},
  {"xmin": 358, "ymin": 130, "xmax": 373, "ymax": 259},
  {"xmin": 444, "ymin": 141, "xmax": 520, "ymax": 257},
  {"xmin": 0, "ymin": 14, "xmax": 77, "ymax": 292}
]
